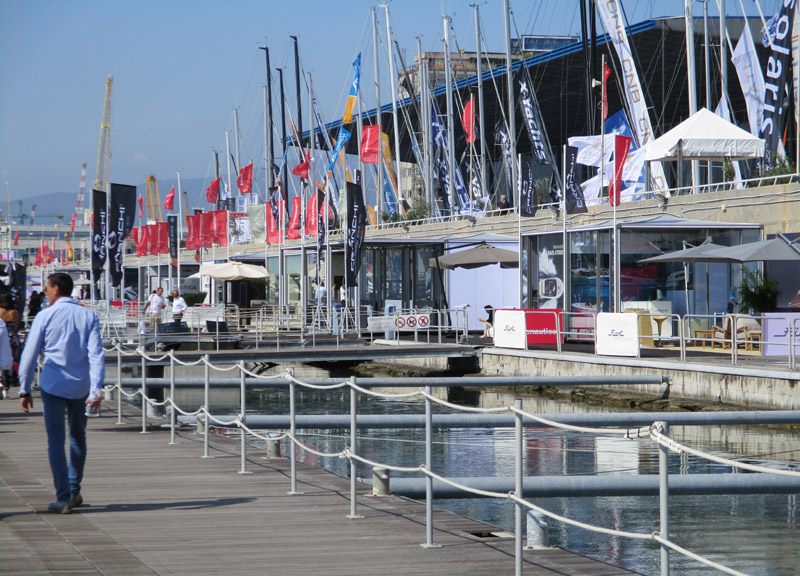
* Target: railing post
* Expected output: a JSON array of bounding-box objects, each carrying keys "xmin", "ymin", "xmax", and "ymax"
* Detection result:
[
  {"xmin": 515, "ymin": 398, "xmax": 523, "ymax": 576},
  {"xmin": 422, "ymin": 384, "xmax": 439, "ymax": 548},
  {"xmin": 656, "ymin": 421, "xmax": 670, "ymax": 576},
  {"xmin": 347, "ymin": 376, "xmax": 363, "ymax": 519},
  {"xmin": 288, "ymin": 368, "xmax": 300, "ymax": 494},
  {"xmin": 116, "ymin": 344, "xmax": 122, "ymax": 425},
  {"xmin": 140, "ymin": 352, "xmax": 148, "ymax": 434},
  {"xmin": 679, "ymin": 315, "xmax": 686, "ymax": 362},
  {"xmin": 238, "ymin": 361, "xmax": 250, "ymax": 474},
  {"xmin": 202, "ymin": 354, "xmax": 211, "ymax": 459},
  {"xmin": 169, "ymin": 353, "xmax": 177, "ymax": 445},
  {"xmin": 556, "ymin": 311, "xmax": 562, "ymax": 353}
]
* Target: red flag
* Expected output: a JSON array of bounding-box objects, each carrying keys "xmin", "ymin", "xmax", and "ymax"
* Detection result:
[
  {"xmin": 462, "ymin": 96, "xmax": 476, "ymax": 143},
  {"xmin": 156, "ymin": 222, "xmax": 169, "ymax": 254},
  {"xmin": 197, "ymin": 212, "xmax": 214, "ymax": 248},
  {"xmin": 34, "ymin": 247, "xmax": 43, "ymax": 267},
  {"xmin": 13, "ymin": 232, "xmax": 18, "ymax": 247},
  {"xmin": 70, "ymin": 213, "xmax": 76, "ymax": 233},
  {"xmin": 185, "ymin": 216, "xmax": 197, "ymax": 250},
  {"xmin": 237, "ymin": 163, "xmax": 253, "ymax": 194},
  {"xmin": 212, "ymin": 210, "xmax": 228, "ymax": 247},
  {"xmin": 602, "ymin": 63, "xmax": 611, "ymax": 121},
  {"xmin": 305, "ymin": 192, "xmax": 319, "ymax": 237},
  {"xmin": 360, "ymin": 125, "xmax": 380, "ymax": 163},
  {"xmin": 164, "ymin": 186, "xmax": 175, "ymax": 211},
  {"xmin": 287, "ymin": 197, "xmax": 302, "ymax": 240},
  {"xmin": 206, "ymin": 177, "xmax": 221, "ymax": 204},
  {"xmin": 138, "ymin": 195, "xmax": 144, "ymax": 219},
  {"xmin": 609, "ymin": 135, "xmax": 632, "ymax": 207},
  {"xmin": 266, "ymin": 200, "xmax": 283, "ymax": 244},
  {"xmin": 292, "ymin": 147, "xmax": 310, "ymax": 179}
]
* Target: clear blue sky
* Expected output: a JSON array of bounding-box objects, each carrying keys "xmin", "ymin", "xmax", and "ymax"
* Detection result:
[{"xmin": 0, "ymin": 0, "xmax": 779, "ymax": 212}]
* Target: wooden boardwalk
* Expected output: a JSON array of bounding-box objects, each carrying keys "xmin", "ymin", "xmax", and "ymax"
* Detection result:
[{"xmin": 0, "ymin": 393, "xmax": 638, "ymax": 576}]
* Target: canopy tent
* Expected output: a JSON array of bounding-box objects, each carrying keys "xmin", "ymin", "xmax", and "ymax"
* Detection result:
[
  {"xmin": 199, "ymin": 261, "xmax": 268, "ymax": 280},
  {"xmin": 429, "ymin": 243, "xmax": 519, "ymax": 270},
  {"xmin": 644, "ymin": 108, "xmax": 765, "ymax": 162}
]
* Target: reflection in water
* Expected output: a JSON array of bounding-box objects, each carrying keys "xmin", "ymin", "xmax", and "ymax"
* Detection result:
[{"xmin": 236, "ymin": 371, "xmax": 799, "ymax": 576}]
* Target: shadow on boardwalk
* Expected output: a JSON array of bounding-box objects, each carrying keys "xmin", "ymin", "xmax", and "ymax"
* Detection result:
[{"xmin": 0, "ymin": 394, "xmax": 638, "ymax": 576}]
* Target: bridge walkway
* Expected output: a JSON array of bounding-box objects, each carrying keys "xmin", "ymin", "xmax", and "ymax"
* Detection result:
[{"xmin": 0, "ymin": 394, "xmax": 637, "ymax": 576}]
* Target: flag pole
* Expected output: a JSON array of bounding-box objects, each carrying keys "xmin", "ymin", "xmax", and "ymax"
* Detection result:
[
  {"xmin": 561, "ymin": 146, "xmax": 567, "ymax": 313},
  {"xmin": 176, "ymin": 171, "xmax": 183, "ymax": 292}
]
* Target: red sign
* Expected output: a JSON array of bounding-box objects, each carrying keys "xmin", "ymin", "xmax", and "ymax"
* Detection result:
[{"xmin": 523, "ymin": 309, "xmax": 564, "ymax": 345}]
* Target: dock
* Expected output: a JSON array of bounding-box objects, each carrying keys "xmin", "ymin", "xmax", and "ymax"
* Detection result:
[{"xmin": 1, "ymin": 394, "xmax": 638, "ymax": 576}]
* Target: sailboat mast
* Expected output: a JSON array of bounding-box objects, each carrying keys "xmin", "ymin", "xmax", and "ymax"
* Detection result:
[
  {"xmin": 383, "ymin": 5, "xmax": 403, "ymax": 205},
  {"xmin": 474, "ymin": 5, "xmax": 487, "ymax": 205},
  {"xmin": 260, "ymin": 44, "xmax": 275, "ymax": 189},
  {"xmin": 684, "ymin": 0, "xmax": 700, "ymax": 190},
  {"xmin": 443, "ymin": 15, "xmax": 457, "ymax": 213},
  {"xmin": 503, "ymin": 0, "xmax": 517, "ymax": 208},
  {"xmin": 418, "ymin": 36, "xmax": 433, "ymax": 214},
  {"xmin": 372, "ymin": 7, "xmax": 384, "ymax": 222}
]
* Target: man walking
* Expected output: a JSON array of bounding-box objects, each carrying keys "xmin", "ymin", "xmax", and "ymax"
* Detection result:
[
  {"xmin": 19, "ymin": 273, "xmax": 105, "ymax": 514},
  {"xmin": 171, "ymin": 288, "xmax": 187, "ymax": 325},
  {"xmin": 143, "ymin": 286, "xmax": 166, "ymax": 332}
]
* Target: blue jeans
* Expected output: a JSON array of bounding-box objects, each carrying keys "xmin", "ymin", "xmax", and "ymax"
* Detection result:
[{"xmin": 40, "ymin": 390, "xmax": 88, "ymax": 501}]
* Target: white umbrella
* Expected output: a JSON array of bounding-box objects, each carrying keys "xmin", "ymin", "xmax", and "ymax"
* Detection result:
[{"xmin": 199, "ymin": 261, "xmax": 268, "ymax": 281}]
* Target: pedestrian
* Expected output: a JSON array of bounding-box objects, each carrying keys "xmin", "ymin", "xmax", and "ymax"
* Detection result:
[
  {"xmin": 497, "ymin": 195, "xmax": 510, "ymax": 214},
  {"xmin": 28, "ymin": 290, "xmax": 42, "ymax": 326},
  {"xmin": 478, "ymin": 304, "xmax": 494, "ymax": 339},
  {"xmin": 171, "ymin": 289, "xmax": 187, "ymax": 325},
  {"xmin": 142, "ymin": 287, "xmax": 166, "ymax": 332},
  {"xmin": 0, "ymin": 293, "xmax": 22, "ymax": 392},
  {"xmin": 18, "ymin": 272, "xmax": 105, "ymax": 514},
  {"xmin": 0, "ymin": 321, "xmax": 13, "ymax": 399}
]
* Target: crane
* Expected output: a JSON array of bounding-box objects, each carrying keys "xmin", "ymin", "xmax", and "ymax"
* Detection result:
[
  {"xmin": 93, "ymin": 76, "xmax": 113, "ymax": 193},
  {"xmin": 145, "ymin": 175, "xmax": 162, "ymax": 223},
  {"xmin": 74, "ymin": 162, "xmax": 87, "ymax": 224}
]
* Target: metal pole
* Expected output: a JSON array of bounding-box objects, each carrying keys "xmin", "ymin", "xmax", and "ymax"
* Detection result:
[
  {"xmin": 116, "ymin": 344, "xmax": 122, "ymax": 425},
  {"xmin": 140, "ymin": 354, "xmax": 147, "ymax": 433},
  {"xmin": 169, "ymin": 353, "xmax": 176, "ymax": 445},
  {"xmin": 372, "ymin": 7, "xmax": 384, "ymax": 223},
  {"xmin": 239, "ymin": 361, "xmax": 249, "ymax": 474},
  {"xmin": 515, "ymin": 398, "xmax": 523, "ymax": 576},
  {"xmin": 203, "ymin": 354, "xmax": 211, "ymax": 458},
  {"xmin": 657, "ymin": 421, "xmax": 670, "ymax": 576},
  {"xmin": 474, "ymin": 4, "xmax": 487, "ymax": 201},
  {"xmin": 443, "ymin": 16, "xmax": 457, "ymax": 213},
  {"xmin": 504, "ymin": 0, "xmax": 517, "ymax": 208},
  {"xmin": 422, "ymin": 384, "xmax": 439, "ymax": 548},
  {"xmin": 347, "ymin": 376, "xmax": 362, "ymax": 519},
  {"xmin": 289, "ymin": 368, "xmax": 299, "ymax": 494},
  {"xmin": 383, "ymin": 4, "xmax": 402, "ymax": 203}
]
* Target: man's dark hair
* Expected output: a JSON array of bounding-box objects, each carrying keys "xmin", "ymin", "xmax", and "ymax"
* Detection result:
[{"xmin": 48, "ymin": 273, "xmax": 74, "ymax": 297}]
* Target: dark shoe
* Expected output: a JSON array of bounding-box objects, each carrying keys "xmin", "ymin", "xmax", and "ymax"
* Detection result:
[
  {"xmin": 69, "ymin": 493, "xmax": 83, "ymax": 508},
  {"xmin": 47, "ymin": 500, "xmax": 72, "ymax": 514}
]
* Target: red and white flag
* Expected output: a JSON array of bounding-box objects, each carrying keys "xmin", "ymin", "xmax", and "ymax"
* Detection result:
[
  {"xmin": 462, "ymin": 96, "xmax": 476, "ymax": 143},
  {"xmin": 237, "ymin": 163, "xmax": 253, "ymax": 194},
  {"xmin": 609, "ymin": 135, "xmax": 632, "ymax": 207},
  {"xmin": 138, "ymin": 195, "xmax": 144, "ymax": 219},
  {"xmin": 602, "ymin": 63, "xmax": 611, "ymax": 121},
  {"xmin": 360, "ymin": 125, "xmax": 380, "ymax": 164},
  {"xmin": 206, "ymin": 177, "xmax": 221, "ymax": 204},
  {"xmin": 163, "ymin": 186, "xmax": 175, "ymax": 211}
]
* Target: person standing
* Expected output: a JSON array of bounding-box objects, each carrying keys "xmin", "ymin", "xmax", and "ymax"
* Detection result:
[
  {"xmin": 171, "ymin": 289, "xmax": 187, "ymax": 325},
  {"xmin": 0, "ymin": 321, "xmax": 13, "ymax": 398},
  {"xmin": 0, "ymin": 293, "xmax": 21, "ymax": 391},
  {"xmin": 18, "ymin": 273, "xmax": 104, "ymax": 514},
  {"xmin": 142, "ymin": 287, "xmax": 166, "ymax": 332}
]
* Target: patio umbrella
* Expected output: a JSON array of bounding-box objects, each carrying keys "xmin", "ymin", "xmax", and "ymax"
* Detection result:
[
  {"xmin": 199, "ymin": 261, "xmax": 268, "ymax": 280},
  {"xmin": 686, "ymin": 236, "xmax": 800, "ymax": 263},
  {"xmin": 429, "ymin": 243, "xmax": 519, "ymax": 270},
  {"xmin": 638, "ymin": 242, "xmax": 726, "ymax": 264}
]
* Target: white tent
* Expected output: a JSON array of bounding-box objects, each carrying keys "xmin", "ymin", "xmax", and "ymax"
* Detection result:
[{"xmin": 644, "ymin": 108, "xmax": 765, "ymax": 162}]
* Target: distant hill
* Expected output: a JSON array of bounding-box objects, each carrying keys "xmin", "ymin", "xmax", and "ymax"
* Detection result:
[{"xmin": 8, "ymin": 178, "xmax": 212, "ymax": 225}]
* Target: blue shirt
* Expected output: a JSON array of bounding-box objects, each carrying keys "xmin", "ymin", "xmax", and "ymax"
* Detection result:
[{"xmin": 19, "ymin": 297, "xmax": 105, "ymax": 399}]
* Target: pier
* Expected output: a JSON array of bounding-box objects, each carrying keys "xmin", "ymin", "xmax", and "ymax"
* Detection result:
[{"xmin": 0, "ymin": 396, "xmax": 639, "ymax": 576}]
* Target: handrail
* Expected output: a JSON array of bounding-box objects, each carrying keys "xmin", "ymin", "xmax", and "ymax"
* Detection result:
[{"xmin": 100, "ymin": 343, "xmax": 799, "ymax": 576}]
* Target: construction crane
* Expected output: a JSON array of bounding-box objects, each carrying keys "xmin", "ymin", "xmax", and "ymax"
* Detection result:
[
  {"xmin": 145, "ymin": 175, "xmax": 162, "ymax": 223},
  {"xmin": 93, "ymin": 76, "xmax": 113, "ymax": 193}
]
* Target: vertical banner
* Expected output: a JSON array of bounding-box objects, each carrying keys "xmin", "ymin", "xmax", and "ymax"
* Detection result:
[
  {"xmin": 9, "ymin": 263, "xmax": 26, "ymax": 314},
  {"xmin": 266, "ymin": 199, "xmax": 283, "ymax": 244},
  {"xmin": 91, "ymin": 189, "xmax": 107, "ymax": 283},
  {"xmin": 360, "ymin": 125, "xmax": 380, "ymax": 163},
  {"xmin": 345, "ymin": 181, "xmax": 367, "ymax": 287},
  {"xmin": 564, "ymin": 145, "xmax": 588, "ymax": 215},
  {"xmin": 732, "ymin": 25, "xmax": 765, "ymax": 137},
  {"xmin": 108, "ymin": 183, "xmax": 136, "ymax": 287},
  {"xmin": 518, "ymin": 154, "xmax": 538, "ymax": 217},
  {"xmin": 167, "ymin": 215, "xmax": 179, "ymax": 267},
  {"xmin": 596, "ymin": 0, "xmax": 667, "ymax": 191},
  {"xmin": 288, "ymin": 197, "xmax": 302, "ymax": 240},
  {"xmin": 609, "ymin": 135, "xmax": 632, "ymax": 207},
  {"xmin": 760, "ymin": 0, "xmax": 795, "ymax": 160},
  {"xmin": 247, "ymin": 204, "xmax": 267, "ymax": 243},
  {"xmin": 518, "ymin": 76, "xmax": 548, "ymax": 164}
]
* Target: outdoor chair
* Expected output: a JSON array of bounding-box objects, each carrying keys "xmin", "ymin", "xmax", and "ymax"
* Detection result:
[{"xmin": 710, "ymin": 315, "xmax": 761, "ymax": 350}]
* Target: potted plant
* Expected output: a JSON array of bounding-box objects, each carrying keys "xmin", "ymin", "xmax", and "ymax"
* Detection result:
[{"xmin": 737, "ymin": 270, "xmax": 779, "ymax": 314}]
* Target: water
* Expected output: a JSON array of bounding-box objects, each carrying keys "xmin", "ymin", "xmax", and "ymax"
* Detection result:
[{"xmin": 203, "ymin": 366, "xmax": 800, "ymax": 576}]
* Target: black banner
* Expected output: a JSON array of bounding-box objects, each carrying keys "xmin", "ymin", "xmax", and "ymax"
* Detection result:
[
  {"xmin": 519, "ymin": 154, "xmax": 538, "ymax": 217},
  {"xmin": 564, "ymin": 146, "xmax": 588, "ymax": 215},
  {"xmin": 316, "ymin": 189, "xmax": 326, "ymax": 250},
  {"xmin": 760, "ymin": 1, "xmax": 795, "ymax": 160},
  {"xmin": 517, "ymin": 73, "xmax": 548, "ymax": 165},
  {"xmin": 494, "ymin": 118, "xmax": 513, "ymax": 200},
  {"xmin": 8, "ymin": 263, "xmax": 26, "ymax": 313},
  {"xmin": 167, "ymin": 215, "xmax": 179, "ymax": 266},
  {"xmin": 91, "ymin": 189, "xmax": 107, "ymax": 283},
  {"xmin": 108, "ymin": 183, "xmax": 136, "ymax": 287},
  {"xmin": 345, "ymin": 181, "xmax": 367, "ymax": 287}
]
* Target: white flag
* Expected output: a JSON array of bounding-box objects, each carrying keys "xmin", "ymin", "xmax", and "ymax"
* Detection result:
[
  {"xmin": 732, "ymin": 25, "xmax": 765, "ymax": 138},
  {"xmin": 596, "ymin": 0, "xmax": 667, "ymax": 192}
]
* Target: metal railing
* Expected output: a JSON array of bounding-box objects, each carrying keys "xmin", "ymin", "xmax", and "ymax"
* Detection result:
[{"xmin": 100, "ymin": 343, "xmax": 800, "ymax": 576}]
